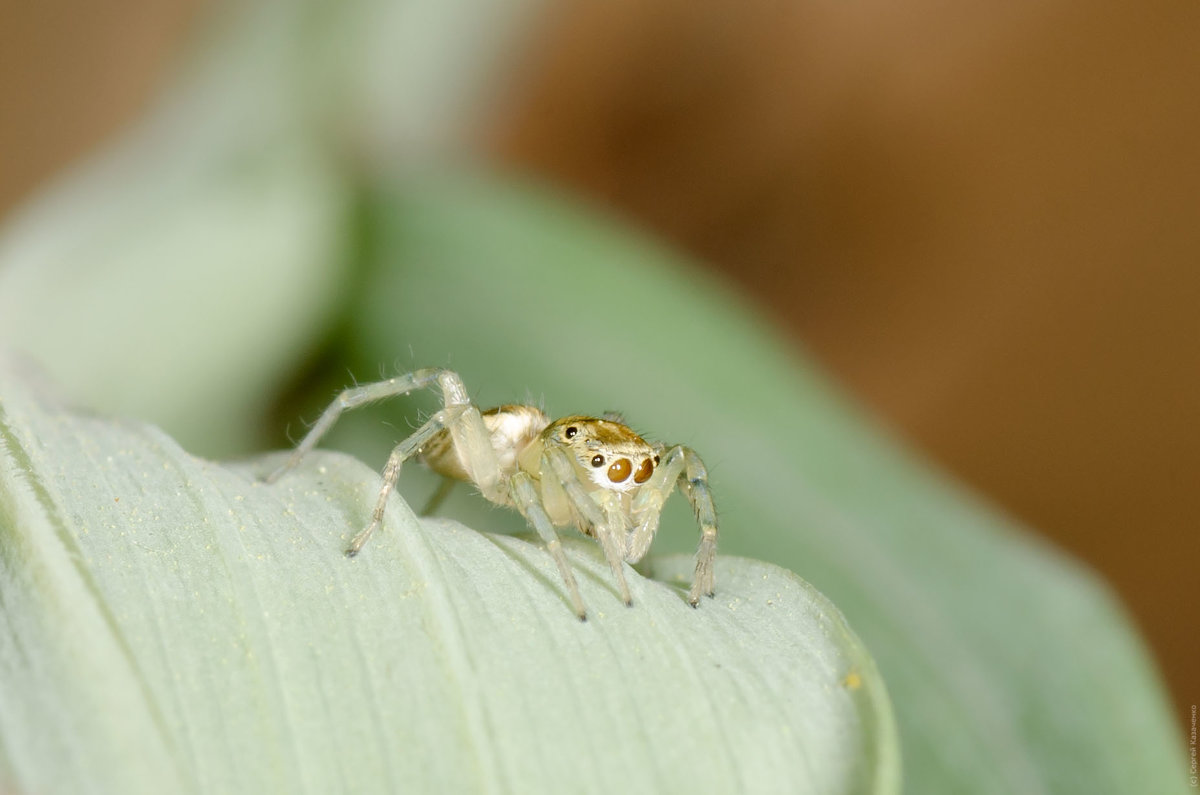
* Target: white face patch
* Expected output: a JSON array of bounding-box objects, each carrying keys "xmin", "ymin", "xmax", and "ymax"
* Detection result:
[
  {"xmin": 580, "ymin": 450, "xmax": 651, "ymax": 494},
  {"xmin": 586, "ymin": 465, "xmax": 638, "ymax": 493}
]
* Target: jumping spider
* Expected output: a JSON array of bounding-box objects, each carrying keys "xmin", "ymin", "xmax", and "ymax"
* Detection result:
[{"xmin": 266, "ymin": 368, "xmax": 717, "ymax": 620}]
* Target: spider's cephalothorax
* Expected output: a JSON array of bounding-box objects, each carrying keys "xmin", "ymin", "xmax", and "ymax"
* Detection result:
[{"xmin": 266, "ymin": 369, "xmax": 717, "ymax": 620}]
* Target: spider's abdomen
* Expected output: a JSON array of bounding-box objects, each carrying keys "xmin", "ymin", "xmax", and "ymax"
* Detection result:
[{"xmin": 420, "ymin": 404, "xmax": 549, "ymax": 483}]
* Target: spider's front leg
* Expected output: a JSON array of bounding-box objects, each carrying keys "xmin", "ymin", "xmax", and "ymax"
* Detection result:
[
  {"xmin": 508, "ymin": 472, "xmax": 588, "ymax": 620},
  {"xmin": 543, "ymin": 448, "xmax": 634, "ymax": 607},
  {"xmin": 631, "ymin": 445, "xmax": 718, "ymax": 606}
]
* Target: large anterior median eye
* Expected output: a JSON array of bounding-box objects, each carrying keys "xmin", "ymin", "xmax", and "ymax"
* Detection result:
[
  {"xmin": 633, "ymin": 458, "xmax": 653, "ymax": 483},
  {"xmin": 607, "ymin": 458, "xmax": 632, "ymax": 482}
]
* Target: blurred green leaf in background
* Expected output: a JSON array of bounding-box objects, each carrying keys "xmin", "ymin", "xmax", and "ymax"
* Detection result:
[{"xmin": 0, "ymin": 1, "xmax": 1188, "ymax": 793}]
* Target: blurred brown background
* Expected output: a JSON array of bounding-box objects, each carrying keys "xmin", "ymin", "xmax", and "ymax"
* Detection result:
[{"xmin": 2, "ymin": 0, "xmax": 1197, "ymax": 732}]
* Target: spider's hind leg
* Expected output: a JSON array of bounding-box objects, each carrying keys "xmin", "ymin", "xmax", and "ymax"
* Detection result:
[
  {"xmin": 267, "ymin": 367, "xmax": 449, "ymax": 483},
  {"xmin": 346, "ymin": 408, "xmax": 459, "ymax": 556}
]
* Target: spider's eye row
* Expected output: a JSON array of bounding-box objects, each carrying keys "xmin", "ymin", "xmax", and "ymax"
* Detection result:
[
  {"xmin": 633, "ymin": 458, "xmax": 654, "ymax": 484},
  {"xmin": 607, "ymin": 458, "xmax": 632, "ymax": 482},
  {"xmin": 565, "ymin": 426, "xmax": 578, "ymax": 439},
  {"xmin": 590, "ymin": 454, "xmax": 605, "ymax": 467}
]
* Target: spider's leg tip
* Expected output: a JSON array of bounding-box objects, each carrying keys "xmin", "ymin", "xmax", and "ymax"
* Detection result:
[{"xmin": 344, "ymin": 548, "xmax": 359, "ymax": 559}]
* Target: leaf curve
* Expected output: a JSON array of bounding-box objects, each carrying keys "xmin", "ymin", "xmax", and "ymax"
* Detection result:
[{"xmin": 0, "ymin": 366, "xmax": 898, "ymax": 794}]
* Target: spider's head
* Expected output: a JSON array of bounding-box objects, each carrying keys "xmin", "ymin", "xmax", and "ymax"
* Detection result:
[{"xmin": 547, "ymin": 416, "xmax": 661, "ymax": 494}]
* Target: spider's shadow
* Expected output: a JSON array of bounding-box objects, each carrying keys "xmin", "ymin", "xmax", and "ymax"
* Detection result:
[{"xmin": 479, "ymin": 532, "xmax": 635, "ymax": 615}]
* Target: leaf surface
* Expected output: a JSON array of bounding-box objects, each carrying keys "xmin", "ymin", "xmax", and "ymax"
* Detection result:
[{"xmin": 0, "ymin": 368, "xmax": 898, "ymax": 794}]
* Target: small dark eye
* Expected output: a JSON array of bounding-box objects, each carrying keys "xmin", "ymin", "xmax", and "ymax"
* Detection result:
[
  {"xmin": 590, "ymin": 454, "xmax": 605, "ymax": 467},
  {"xmin": 565, "ymin": 426, "xmax": 578, "ymax": 438},
  {"xmin": 654, "ymin": 454, "xmax": 661, "ymax": 464}
]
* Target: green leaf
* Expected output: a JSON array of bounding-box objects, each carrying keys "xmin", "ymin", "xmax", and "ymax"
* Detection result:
[
  {"xmin": 0, "ymin": 366, "xmax": 899, "ymax": 794},
  {"xmin": 0, "ymin": 1, "xmax": 358, "ymax": 459},
  {"xmin": 324, "ymin": 173, "xmax": 1186, "ymax": 794}
]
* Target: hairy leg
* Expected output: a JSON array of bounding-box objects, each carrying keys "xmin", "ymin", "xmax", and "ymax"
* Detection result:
[
  {"xmin": 270, "ymin": 367, "xmax": 506, "ymax": 558},
  {"xmin": 346, "ymin": 408, "xmax": 458, "ymax": 555},
  {"xmin": 591, "ymin": 490, "xmax": 635, "ymax": 607},
  {"xmin": 266, "ymin": 368, "xmax": 448, "ymax": 483},
  {"xmin": 630, "ymin": 445, "xmax": 717, "ymax": 605},
  {"xmin": 510, "ymin": 471, "xmax": 588, "ymax": 620},
  {"xmin": 544, "ymin": 448, "xmax": 633, "ymax": 606},
  {"xmin": 628, "ymin": 448, "xmax": 685, "ymax": 563},
  {"xmin": 678, "ymin": 446, "xmax": 718, "ymax": 605}
]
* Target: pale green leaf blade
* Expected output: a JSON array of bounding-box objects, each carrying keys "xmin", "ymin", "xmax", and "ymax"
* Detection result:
[
  {"xmin": 0, "ymin": 141, "xmax": 349, "ymax": 458},
  {"xmin": 0, "ymin": 366, "xmax": 898, "ymax": 794},
  {"xmin": 0, "ymin": 0, "xmax": 372, "ymax": 458}
]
